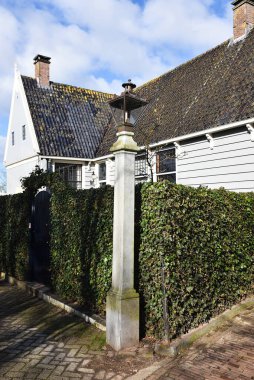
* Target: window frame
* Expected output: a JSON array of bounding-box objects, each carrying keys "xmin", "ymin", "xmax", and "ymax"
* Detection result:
[
  {"xmin": 22, "ymin": 125, "xmax": 26, "ymax": 141},
  {"xmin": 55, "ymin": 163, "xmax": 82, "ymax": 189},
  {"xmin": 156, "ymin": 146, "xmax": 176, "ymax": 183},
  {"xmin": 98, "ymin": 162, "xmax": 107, "ymax": 187},
  {"xmin": 11, "ymin": 131, "xmax": 15, "ymax": 146},
  {"xmin": 135, "ymin": 152, "xmax": 148, "ymax": 181}
]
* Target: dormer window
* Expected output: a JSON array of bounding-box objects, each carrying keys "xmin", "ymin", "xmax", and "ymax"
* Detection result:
[
  {"xmin": 11, "ymin": 132, "xmax": 15, "ymax": 146},
  {"xmin": 22, "ymin": 125, "xmax": 26, "ymax": 140}
]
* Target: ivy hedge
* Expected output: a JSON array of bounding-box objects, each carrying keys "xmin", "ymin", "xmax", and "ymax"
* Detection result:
[
  {"xmin": 139, "ymin": 182, "xmax": 254, "ymax": 339},
  {"xmin": 0, "ymin": 176, "xmax": 254, "ymax": 339},
  {"xmin": 0, "ymin": 193, "xmax": 30, "ymax": 280},
  {"xmin": 50, "ymin": 186, "xmax": 114, "ymax": 314}
]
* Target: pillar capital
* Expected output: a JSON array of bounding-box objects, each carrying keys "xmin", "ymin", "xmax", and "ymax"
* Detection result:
[{"xmin": 110, "ymin": 127, "xmax": 139, "ymax": 153}]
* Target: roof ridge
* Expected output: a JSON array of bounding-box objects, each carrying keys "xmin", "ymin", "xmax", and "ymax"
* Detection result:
[
  {"xmin": 21, "ymin": 75, "xmax": 114, "ymax": 97},
  {"xmin": 136, "ymin": 38, "xmax": 231, "ymax": 91}
]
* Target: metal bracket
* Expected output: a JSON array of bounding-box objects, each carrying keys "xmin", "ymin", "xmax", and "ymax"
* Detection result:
[
  {"xmin": 246, "ymin": 124, "xmax": 254, "ymax": 142},
  {"xmin": 206, "ymin": 134, "xmax": 214, "ymax": 150}
]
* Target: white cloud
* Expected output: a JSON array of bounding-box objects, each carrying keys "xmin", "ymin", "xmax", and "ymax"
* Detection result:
[
  {"xmin": 0, "ymin": 0, "xmax": 232, "ymax": 163},
  {"xmin": 141, "ymin": 0, "xmax": 232, "ymax": 49},
  {"xmin": 0, "ymin": 135, "xmax": 6, "ymax": 162}
]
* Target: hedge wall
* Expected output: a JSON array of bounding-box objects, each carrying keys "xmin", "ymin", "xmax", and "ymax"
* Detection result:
[
  {"xmin": 139, "ymin": 182, "xmax": 254, "ymax": 339},
  {"xmin": 50, "ymin": 186, "xmax": 114, "ymax": 314},
  {"xmin": 1, "ymin": 179, "xmax": 254, "ymax": 340},
  {"xmin": 0, "ymin": 193, "xmax": 30, "ymax": 280}
]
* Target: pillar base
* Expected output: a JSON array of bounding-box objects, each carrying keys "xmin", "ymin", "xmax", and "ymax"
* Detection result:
[{"xmin": 106, "ymin": 289, "xmax": 140, "ymax": 351}]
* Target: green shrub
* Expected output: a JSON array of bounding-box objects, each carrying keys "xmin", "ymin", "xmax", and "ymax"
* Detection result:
[
  {"xmin": 0, "ymin": 193, "xmax": 30, "ymax": 280},
  {"xmin": 50, "ymin": 186, "xmax": 114, "ymax": 313},
  {"xmin": 1, "ymin": 175, "xmax": 254, "ymax": 340},
  {"xmin": 139, "ymin": 182, "xmax": 254, "ymax": 339}
]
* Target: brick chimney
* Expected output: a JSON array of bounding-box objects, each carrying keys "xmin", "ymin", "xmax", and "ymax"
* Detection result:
[
  {"xmin": 232, "ymin": 0, "xmax": 254, "ymax": 41},
  {"xmin": 34, "ymin": 54, "xmax": 51, "ymax": 87}
]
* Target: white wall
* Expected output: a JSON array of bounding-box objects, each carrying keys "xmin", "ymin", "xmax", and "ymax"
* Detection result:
[
  {"xmin": 83, "ymin": 163, "xmax": 95, "ymax": 189},
  {"xmin": 6, "ymin": 157, "xmax": 39, "ymax": 194},
  {"xmin": 107, "ymin": 159, "xmax": 115, "ymax": 186},
  {"xmin": 4, "ymin": 70, "xmax": 39, "ymax": 167},
  {"xmin": 177, "ymin": 128, "xmax": 254, "ymax": 192}
]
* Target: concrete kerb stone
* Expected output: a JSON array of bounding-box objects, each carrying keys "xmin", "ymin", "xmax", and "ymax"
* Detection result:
[
  {"xmin": 125, "ymin": 359, "xmax": 170, "ymax": 380},
  {"xmin": 154, "ymin": 295, "xmax": 254, "ymax": 358},
  {"xmin": 0, "ymin": 272, "xmax": 106, "ymax": 332}
]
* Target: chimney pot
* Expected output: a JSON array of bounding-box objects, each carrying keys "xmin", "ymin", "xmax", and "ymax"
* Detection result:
[
  {"xmin": 34, "ymin": 54, "xmax": 51, "ymax": 87},
  {"xmin": 232, "ymin": 0, "xmax": 254, "ymax": 41}
]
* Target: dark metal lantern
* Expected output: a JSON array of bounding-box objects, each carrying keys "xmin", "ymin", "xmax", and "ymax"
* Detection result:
[{"xmin": 109, "ymin": 79, "xmax": 148, "ymax": 125}]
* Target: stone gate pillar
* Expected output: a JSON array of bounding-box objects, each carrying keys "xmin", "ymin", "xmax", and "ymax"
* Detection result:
[
  {"xmin": 106, "ymin": 79, "xmax": 148, "ymax": 351},
  {"xmin": 106, "ymin": 127, "xmax": 139, "ymax": 351}
]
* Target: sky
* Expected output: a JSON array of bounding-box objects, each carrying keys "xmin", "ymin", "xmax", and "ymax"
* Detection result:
[{"xmin": 0, "ymin": 0, "xmax": 233, "ymax": 179}]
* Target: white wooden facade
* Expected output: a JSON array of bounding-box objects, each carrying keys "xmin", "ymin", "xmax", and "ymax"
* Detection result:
[
  {"xmin": 4, "ymin": 70, "xmax": 254, "ymax": 194},
  {"xmin": 177, "ymin": 127, "xmax": 254, "ymax": 192}
]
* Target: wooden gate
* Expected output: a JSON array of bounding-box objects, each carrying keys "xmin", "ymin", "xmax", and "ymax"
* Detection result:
[{"xmin": 30, "ymin": 189, "xmax": 51, "ymax": 285}]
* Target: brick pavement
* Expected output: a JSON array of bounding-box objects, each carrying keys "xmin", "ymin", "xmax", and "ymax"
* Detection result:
[
  {"xmin": 1, "ymin": 280, "xmax": 254, "ymax": 380},
  {"xmin": 147, "ymin": 305, "xmax": 254, "ymax": 380},
  {"xmin": 0, "ymin": 281, "xmax": 156, "ymax": 380}
]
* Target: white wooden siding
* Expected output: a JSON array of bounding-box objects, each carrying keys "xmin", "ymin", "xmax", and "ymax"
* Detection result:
[
  {"xmin": 7, "ymin": 157, "xmax": 39, "ymax": 194},
  {"xmin": 83, "ymin": 164, "xmax": 95, "ymax": 189},
  {"xmin": 107, "ymin": 160, "xmax": 115, "ymax": 186},
  {"xmin": 177, "ymin": 130, "xmax": 254, "ymax": 192}
]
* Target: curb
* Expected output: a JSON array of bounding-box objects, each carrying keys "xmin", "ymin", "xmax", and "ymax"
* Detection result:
[
  {"xmin": 154, "ymin": 295, "xmax": 254, "ymax": 358},
  {"xmin": 0, "ymin": 272, "xmax": 106, "ymax": 332},
  {"xmin": 125, "ymin": 359, "xmax": 169, "ymax": 380}
]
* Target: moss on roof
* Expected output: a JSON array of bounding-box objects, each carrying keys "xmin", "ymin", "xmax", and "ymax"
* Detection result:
[
  {"xmin": 22, "ymin": 76, "xmax": 115, "ymax": 158},
  {"xmin": 23, "ymin": 29, "xmax": 254, "ymax": 158}
]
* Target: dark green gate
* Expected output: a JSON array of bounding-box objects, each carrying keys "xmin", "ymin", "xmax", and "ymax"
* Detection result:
[{"xmin": 30, "ymin": 189, "xmax": 51, "ymax": 285}]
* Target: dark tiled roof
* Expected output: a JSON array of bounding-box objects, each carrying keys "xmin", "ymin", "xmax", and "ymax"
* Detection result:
[
  {"xmin": 97, "ymin": 29, "xmax": 254, "ymax": 156},
  {"xmin": 22, "ymin": 76, "xmax": 115, "ymax": 158},
  {"xmin": 23, "ymin": 29, "xmax": 254, "ymax": 159}
]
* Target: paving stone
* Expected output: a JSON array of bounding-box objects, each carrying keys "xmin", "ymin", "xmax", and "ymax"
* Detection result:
[
  {"xmin": 78, "ymin": 368, "xmax": 95, "ymax": 374},
  {"xmin": 67, "ymin": 362, "xmax": 78, "ymax": 372},
  {"xmin": 82, "ymin": 359, "xmax": 91, "ymax": 366},
  {"xmin": 1, "ymin": 282, "xmax": 253, "ymax": 380},
  {"xmin": 95, "ymin": 370, "xmax": 106, "ymax": 379},
  {"xmin": 38, "ymin": 369, "xmax": 54, "ymax": 379},
  {"xmin": 62, "ymin": 372, "xmax": 82, "ymax": 377},
  {"xmin": 105, "ymin": 372, "xmax": 116, "ymax": 379}
]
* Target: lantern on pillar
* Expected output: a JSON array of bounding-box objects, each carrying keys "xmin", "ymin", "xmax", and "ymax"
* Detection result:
[{"xmin": 109, "ymin": 79, "xmax": 148, "ymax": 129}]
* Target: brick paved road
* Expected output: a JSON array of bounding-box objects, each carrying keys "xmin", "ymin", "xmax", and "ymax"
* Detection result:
[
  {"xmin": 1, "ymin": 280, "xmax": 254, "ymax": 380},
  {"xmin": 148, "ymin": 305, "xmax": 254, "ymax": 380},
  {"xmin": 0, "ymin": 281, "xmax": 156, "ymax": 380}
]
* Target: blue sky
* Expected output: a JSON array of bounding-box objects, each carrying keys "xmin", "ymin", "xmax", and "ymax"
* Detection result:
[{"xmin": 0, "ymin": 0, "xmax": 232, "ymax": 181}]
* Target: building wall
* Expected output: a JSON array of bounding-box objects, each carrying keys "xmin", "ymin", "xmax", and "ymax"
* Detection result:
[
  {"xmin": 83, "ymin": 163, "xmax": 95, "ymax": 189},
  {"xmin": 6, "ymin": 157, "xmax": 39, "ymax": 194},
  {"xmin": 177, "ymin": 127, "xmax": 254, "ymax": 192},
  {"xmin": 107, "ymin": 159, "xmax": 115, "ymax": 186},
  {"xmin": 4, "ymin": 71, "xmax": 39, "ymax": 167}
]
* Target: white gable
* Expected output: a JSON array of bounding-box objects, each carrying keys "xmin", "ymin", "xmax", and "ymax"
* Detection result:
[{"xmin": 4, "ymin": 67, "xmax": 39, "ymax": 167}]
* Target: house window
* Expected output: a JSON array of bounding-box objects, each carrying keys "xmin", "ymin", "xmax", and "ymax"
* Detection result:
[
  {"xmin": 22, "ymin": 125, "xmax": 26, "ymax": 140},
  {"xmin": 156, "ymin": 147, "xmax": 176, "ymax": 183},
  {"xmin": 135, "ymin": 153, "xmax": 148, "ymax": 182},
  {"xmin": 11, "ymin": 132, "xmax": 15, "ymax": 146},
  {"xmin": 99, "ymin": 162, "xmax": 106, "ymax": 187},
  {"xmin": 55, "ymin": 163, "xmax": 82, "ymax": 189}
]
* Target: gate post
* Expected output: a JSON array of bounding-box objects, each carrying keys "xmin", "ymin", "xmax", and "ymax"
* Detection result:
[
  {"xmin": 106, "ymin": 127, "xmax": 139, "ymax": 351},
  {"xmin": 106, "ymin": 80, "xmax": 147, "ymax": 351}
]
